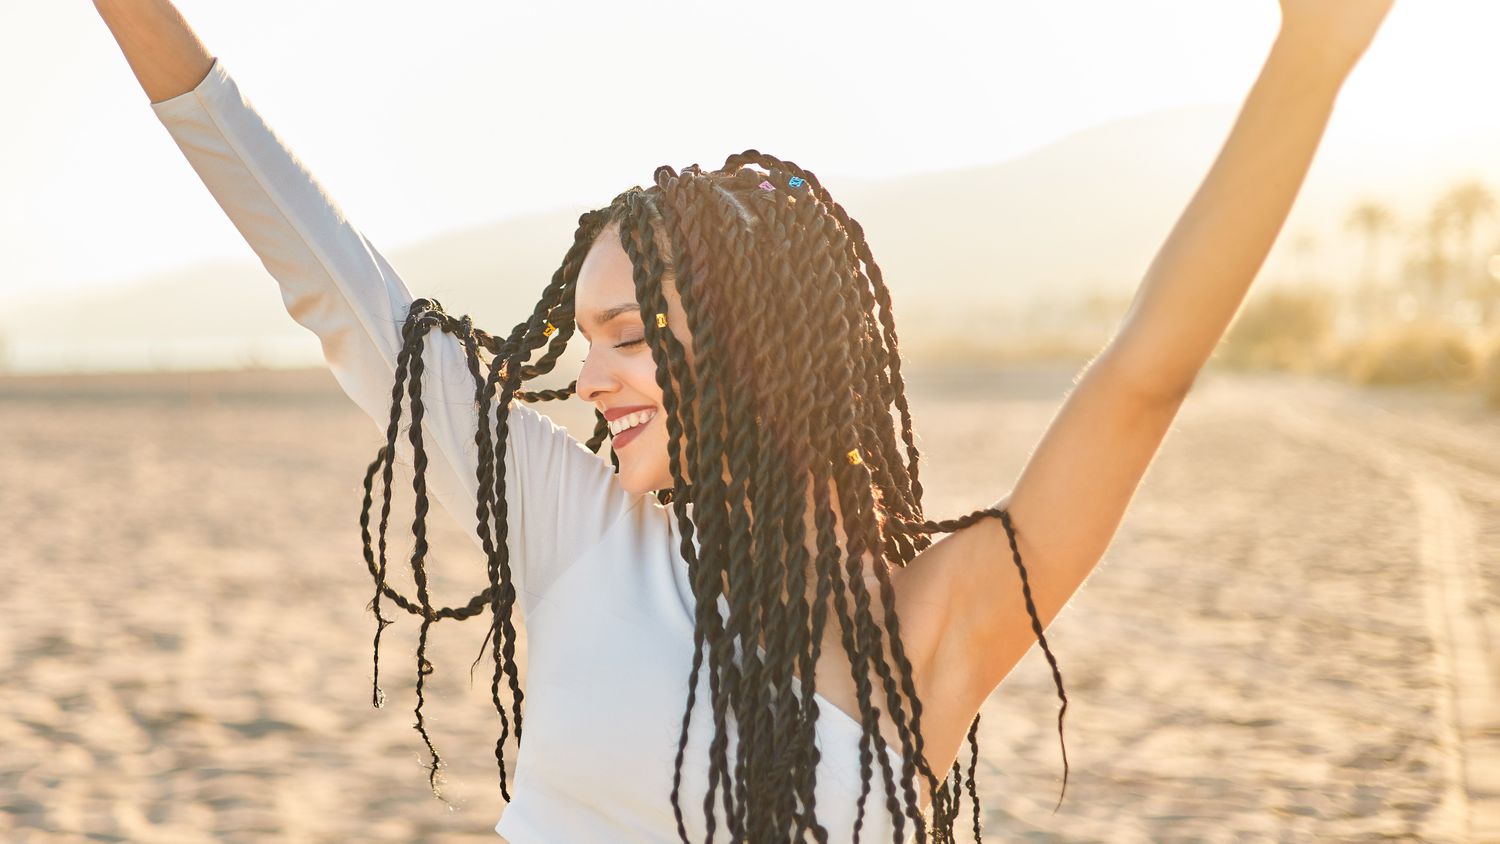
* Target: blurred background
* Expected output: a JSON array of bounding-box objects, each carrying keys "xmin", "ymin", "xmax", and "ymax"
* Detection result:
[
  {"xmin": 5, "ymin": 0, "xmax": 1500, "ymax": 393},
  {"xmin": 2, "ymin": 1, "xmax": 1497, "ymax": 842}
]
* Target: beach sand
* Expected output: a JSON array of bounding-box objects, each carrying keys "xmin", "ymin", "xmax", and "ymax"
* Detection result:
[{"xmin": 0, "ymin": 363, "xmax": 1494, "ymax": 842}]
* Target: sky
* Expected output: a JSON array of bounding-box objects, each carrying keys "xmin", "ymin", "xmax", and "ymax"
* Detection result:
[{"xmin": 4, "ymin": 0, "xmax": 1498, "ymax": 305}]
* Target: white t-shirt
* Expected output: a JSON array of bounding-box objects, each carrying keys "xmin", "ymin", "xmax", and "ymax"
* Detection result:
[{"xmin": 150, "ymin": 57, "xmax": 916, "ymax": 843}]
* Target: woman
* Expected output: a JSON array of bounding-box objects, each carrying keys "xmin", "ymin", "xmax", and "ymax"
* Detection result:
[{"xmin": 95, "ymin": 1, "xmax": 1394, "ymax": 841}]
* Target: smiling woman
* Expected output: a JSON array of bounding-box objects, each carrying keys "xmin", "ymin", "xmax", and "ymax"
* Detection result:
[
  {"xmin": 100, "ymin": 0, "xmax": 1396, "ymax": 840},
  {"xmin": 361, "ymin": 160, "xmax": 1054, "ymax": 844}
]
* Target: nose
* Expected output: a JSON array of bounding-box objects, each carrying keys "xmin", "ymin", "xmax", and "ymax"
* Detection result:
[{"xmin": 575, "ymin": 343, "xmax": 618, "ymax": 407}]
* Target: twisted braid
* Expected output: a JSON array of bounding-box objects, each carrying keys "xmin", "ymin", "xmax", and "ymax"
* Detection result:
[
  {"xmin": 356, "ymin": 154, "xmax": 1070, "ymax": 842},
  {"xmin": 729, "ymin": 157, "xmax": 931, "ymax": 841},
  {"xmin": 401, "ymin": 318, "xmax": 445, "ymax": 794},
  {"xmin": 777, "ymin": 159, "xmax": 934, "ymax": 839},
  {"xmin": 738, "ymin": 178, "xmax": 813, "ymax": 838},
  {"xmin": 353, "ymin": 209, "xmax": 608, "ymax": 802},
  {"xmin": 716, "ymin": 175, "xmax": 794, "ymax": 837},
  {"xmin": 743, "ymin": 180, "xmax": 826, "ymax": 839},
  {"xmin": 749, "ymin": 166, "xmax": 919, "ymax": 841},
  {"xmin": 617, "ymin": 185, "xmax": 743, "ymax": 841},
  {"xmin": 651, "ymin": 172, "xmax": 725, "ymax": 844},
  {"xmin": 659, "ymin": 171, "xmax": 774, "ymax": 838}
]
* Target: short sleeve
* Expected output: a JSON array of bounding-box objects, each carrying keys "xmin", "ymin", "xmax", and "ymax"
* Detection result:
[{"xmin": 149, "ymin": 57, "xmax": 641, "ymax": 612}]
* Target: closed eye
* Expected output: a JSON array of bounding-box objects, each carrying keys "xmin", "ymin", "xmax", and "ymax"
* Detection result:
[{"xmin": 614, "ymin": 338, "xmax": 646, "ymax": 349}]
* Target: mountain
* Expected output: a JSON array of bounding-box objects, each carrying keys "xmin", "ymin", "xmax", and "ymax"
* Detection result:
[{"xmin": 8, "ymin": 100, "xmax": 1491, "ymax": 374}]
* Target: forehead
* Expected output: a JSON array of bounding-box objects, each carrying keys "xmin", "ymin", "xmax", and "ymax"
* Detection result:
[{"xmin": 575, "ymin": 229, "xmax": 639, "ymax": 326}]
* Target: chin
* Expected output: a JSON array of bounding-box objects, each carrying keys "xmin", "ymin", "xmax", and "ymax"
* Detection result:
[
  {"xmin": 613, "ymin": 464, "xmax": 658, "ymax": 497},
  {"xmin": 613, "ymin": 439, "xmax": 673, "ymax": 497}
]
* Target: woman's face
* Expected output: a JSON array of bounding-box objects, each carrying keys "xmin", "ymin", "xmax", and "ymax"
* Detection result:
[{"xmin": 573, "ymin": 223, "xmax": 690, "ymax": 495}]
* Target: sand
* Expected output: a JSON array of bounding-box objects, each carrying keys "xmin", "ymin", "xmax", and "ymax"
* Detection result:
[{"xmin": 0, "ymin": 363, "xmax": 1494, "ymax": 843}]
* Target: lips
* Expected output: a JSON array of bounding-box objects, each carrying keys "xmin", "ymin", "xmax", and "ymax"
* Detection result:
[
  {"xmin": 603, "ymin": 404, "xmax": 657, "ymax": 422},
  {"xmin": 610, "ymin": 412, "xmax": 656, "ymax": 450}
]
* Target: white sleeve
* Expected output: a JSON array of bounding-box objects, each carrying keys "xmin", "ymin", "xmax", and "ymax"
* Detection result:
[{"xmin": 149, "ymin": 57, "xmax": 640, "ymax": 612}]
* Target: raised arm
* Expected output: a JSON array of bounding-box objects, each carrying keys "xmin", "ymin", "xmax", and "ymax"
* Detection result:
[
  {"xmin": 929, "ymin": 1, "xmax": 1394, "ymax": 701},
  {"xmin": 98, "ymin": 3, "xmax": 640, "ymax": 609},
  {"xmin": 93, "ymin": 0, "xmax": 214, "ymax": 104},
  {"xmin": 1104, "ymin": 0, "xmax": 1395, "ymax": 400}
]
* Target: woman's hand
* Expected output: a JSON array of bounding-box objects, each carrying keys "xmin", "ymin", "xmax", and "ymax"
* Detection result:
[{"xmin": 1277, "ymin": 0, "xmax": 1396, "ymax": 73}]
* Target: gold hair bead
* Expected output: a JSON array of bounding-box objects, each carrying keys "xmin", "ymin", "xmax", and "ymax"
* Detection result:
[
  {"xmin": 656, "ymin": 313, "xmax": 668, "ymax": 328},
  {"xmin": 846, "ymin": 448, "xmax": 862, "ymax": 465},
  {"xmin": 542, "ymin": 321, "xmax": 556, "ymax": 336}
]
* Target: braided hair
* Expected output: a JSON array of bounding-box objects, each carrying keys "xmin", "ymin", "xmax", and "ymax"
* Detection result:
[{"xmin": 357, "ymin": 150, "xmax": 1069, "ymax": 842}]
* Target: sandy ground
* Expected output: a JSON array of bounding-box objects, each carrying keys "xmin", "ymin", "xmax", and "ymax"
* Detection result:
[{"xmin": 0, "ymin": 363, "xmax": 1494, "ymax": 843}]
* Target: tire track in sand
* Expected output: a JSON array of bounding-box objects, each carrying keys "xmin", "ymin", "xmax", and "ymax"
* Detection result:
[{"xmin": 1265, "ymin": 378, "xmax": 1500, "ymax": 843}]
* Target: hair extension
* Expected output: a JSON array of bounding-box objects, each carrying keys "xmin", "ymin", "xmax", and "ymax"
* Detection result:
[{"xmin": 355, "ymin": 153, "xmax": 1070, "ymax": 842}]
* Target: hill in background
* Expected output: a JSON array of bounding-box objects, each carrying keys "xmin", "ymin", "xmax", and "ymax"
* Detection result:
[{"xmin": 8, "ymin": 99, "xmax": 1493, "ymax": 375}]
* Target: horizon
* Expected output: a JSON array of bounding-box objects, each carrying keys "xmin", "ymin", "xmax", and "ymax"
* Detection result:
[{"xmin": 7, "ymin": 1, "xmax": 1500, "ymax": 373}]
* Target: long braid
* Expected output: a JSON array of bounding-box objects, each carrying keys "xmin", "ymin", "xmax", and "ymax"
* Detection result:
[
  {"xmin": 659, "ymin": 171, "xmax": 775, "ymax": 838},
  {"xmin": 738, "ymin": 187, "xmax": 811, "ymax": 838},
  {"xmin": 694, "ymin": 171, "xmax": 829, "ymax": 841},
  {"xmin": 684, "ymin": 168, "xmax": 912, "ymax": 839},
  {"xmin": 365, "ymin": 315, "xmax": 423, "ymax": 719},
  {"xmin": 617, "ymin": 189, "xmax": 742, "ymax": 841},
  {"xmin": 966, "ymin": 714, "xmax": 982, "ymax": 841},
  {"xmin": 790, "ymin": 154, "xmax": 927, "ymax": 505},
  {"xmin": 762, "ymin": 182, "xmax": 863, "ymax": 841},
  {"xmin": 747, "ymin": 167, "xmax": 921, "ymax": 841},
  {"xmin": 740, "ymin": 156, "xmax": 934, "ymax": 839},
  {"xmin": 719, "ymin": 210, "xmax": 772, "ymax": 836},
  {"xmin": 745, "ymin": 186, "xmax": 826, "ymax": 839},
  {"xmin": 790, "ymin": 162, "xmax": 935, "ymax": 839},
  {"xmin": 402, "ymin": 316, "xmax": 445, "ymax": 794},
  {"xmin": 457, "ymin": 325, "xmax": 519, "ymax": 799},
  {"xmin": 648, "ymin": 169, "xmax": 720, "ymax": 843},
  {"xmin": 358, "ymin": 449, "xmax": 396, "ymax": 710},
  {"xmin": 639, "ymin": 163, "xmax": 930, "ymax": 839},
  {"xmin": 726, "ymin": 150, "xmax": 1071, "ymax": 833},
  {"xmin": 822, "ymin": 369, "xmax": 907, "ymax": 841},
  {"xmin": 783, "ymin": 175, "xmax": 972, "ymax": 831},
  {"xmin": 738, "ymin": 164, "xmax": 888, "ymax": 839},
  {"xmin": 359, "ymin": 155, "xmax": 1069, "ymax": 843},
  {"xmin": 460, "ymin": 210, "xmax": 603, "ymax": 799},
  {"xmin": 716, "ymin": 177, "xmax": 792, "ymax": 838},
  {"xmin": 891, "ymin": 506, "xmax": 1071, "ymax": 815},
  {"xmin": 768, "ymin": 216, "xmax": 901, "ymax": 838},
  {"xmin": 481, "ymin": 213, "xmax": 606, "ymax": 791},
  {"xmin": 353, "ymin": 210, "xmax": 608, "ymax": 802},
  {"xmin": 360, "ymin": 316, "xmax": 422, "ymax": 711}
]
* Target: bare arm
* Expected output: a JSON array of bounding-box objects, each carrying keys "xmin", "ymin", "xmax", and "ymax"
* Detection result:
[
  {"xmin": 928, "ymin": 1, "xmax": 1395, "ymax": 702},
  {"xmin": 93, "ymin": 0, "xmax": 214, "ymax": 103},
  {"xmin": 1102, "ymin": 0, "xmax": 1395, "ymax": 400}
]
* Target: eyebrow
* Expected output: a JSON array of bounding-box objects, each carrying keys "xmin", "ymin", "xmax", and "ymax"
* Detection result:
[{"xmin": 579, "ymin": 303, "xmax": 640, "ymax": 333}]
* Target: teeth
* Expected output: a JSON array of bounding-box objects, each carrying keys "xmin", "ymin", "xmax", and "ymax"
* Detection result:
[{"xmin": 608, "ymin": 409, "xmax": 657, "ymax": 436}]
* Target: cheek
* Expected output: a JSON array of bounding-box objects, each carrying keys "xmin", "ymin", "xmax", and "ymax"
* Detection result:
[{"xmin": 632, "ymin": 357, "xmax": 666, "ymax": 402}]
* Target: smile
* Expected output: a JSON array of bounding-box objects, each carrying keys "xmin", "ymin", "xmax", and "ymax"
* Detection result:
[
  {"xmin": 609, "ymin": 409, "xmax": 657, "ymax": 449},
  {"xmin": 607, "ymin": 409, "xmax": 658, "ymax": 435}
]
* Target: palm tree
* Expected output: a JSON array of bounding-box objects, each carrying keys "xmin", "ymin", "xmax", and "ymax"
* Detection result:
[
  {"xmin": 1437, "ymin": 180, "xmax": 1495, "ymax": 321},
  {"xmin": 1290, "ymin": 230, "xmax": 1320, "ymax": 285},
  {"xmin": 1486, "ymin": 236, "xmax": 1500, "ymax": 328},
  {"xmin": 1346, "ymin": 199, "xmax": 1396, "ymax": 328},
  {"xmin": 1419, "ymin": 203, "xmax": 1455, "ymax": 316}
]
